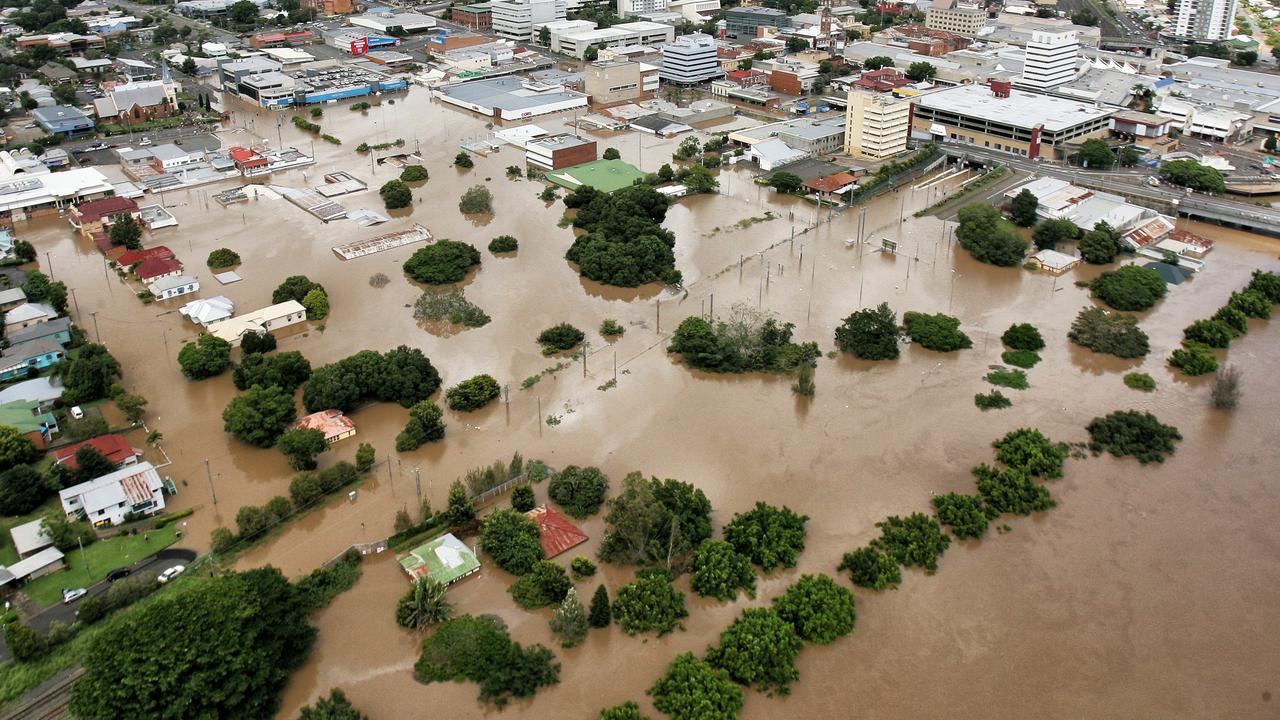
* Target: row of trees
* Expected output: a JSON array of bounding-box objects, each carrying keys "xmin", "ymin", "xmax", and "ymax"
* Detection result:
[
  {"xmin": 1168, "ymin": 269, "xmax": 1278, "ymax": 379},
  {"xmin": 302, "ymin": 346, "xmax": 441, "ymax": 413},
  {"xmin": 667, "ymin": 305, "xmax": 820, "ymax": 373}
]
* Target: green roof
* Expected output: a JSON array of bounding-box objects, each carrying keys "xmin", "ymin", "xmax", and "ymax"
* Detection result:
[
  {"xmin": 0, "ymin": 400, "xmax": 54, "ymax": 435},
  {"xmin": 399, "ymin": 533, "xmax": 480, "ymax": 585},
  {"xmin": 546, "ymin": 159, "xmax": 646, "ymax": 194}
]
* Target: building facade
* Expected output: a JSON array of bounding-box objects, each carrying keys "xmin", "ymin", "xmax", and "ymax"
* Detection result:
[
  {"xmin": 844, "ymin": 90, "xmax": 911, "ymax": 159},
  {"xmin": 584, "ymin": 60, "xmax": 656, "ymax": 103},
  {"xmin": 453, "ymin": 3, "xmax": 492, "ymax": 30},
  {"xmin": 1021, "ymin": 30, "xmax": 1078, "ymax": 89},
  {"xmin": 659, "ymin": 33, "xmax": 721, "ymax": 84},
  {"xmin": 1172, "ymin": 0, "xmax": 1236, "ymax": 41},
  {"xmin": 525, "ymin": 134, "xmax": 598, "ymax": 169},
  {"xmin": 725, "ymin": 7, "xmax": 789, "ymax": 37},
  {"xmin": 924, "ymin": 5, "xmax": 986, "ymax": 36},
  {"xmin": 492, "ymin": 0, "xmax": 566, "ymax": 41},
  {"xmin": 59, "ymin": 461, "xmax": 165, "ymax": 528}
]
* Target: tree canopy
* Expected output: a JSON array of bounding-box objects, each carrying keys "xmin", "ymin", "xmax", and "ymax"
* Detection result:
[
  {"xmin": 873, "ymin": 513, "xmax": 950, "ymax": 574},
  {"xmin": 414, "ymin": 615, "xmax": 560, "ymax": 706},
  {"xmin": 404, "ymin": 240, "xmax": 481, "ymax": 285},
  {"xmin": 599, "ymin": 472, "xmax": 713, "ymax": 568},
  {"xmin": 298, "ymin": 689, "xmax": 368, "ymax": 720},
  {"xmin": 1079, "ymin": 223, "xmax": 1121, "ymax": 264},
  {"xmin": 1078, "ymin": 138, "xmax": 1115, "ymax": 169},
  {"xmin": 177, "ymin": 334, "xmax": 232, "ymax": 380},
  {"xmin": 834, "ymin": 302, "xmax": 899, "ymax": 360},
  {"xmin": 1159, "ymin": 159, "xmax": 1225, "ymax": 194},
  {"xmin": 564, "ymin": 184, "xmax": 680, "ymax": 287},
  {"xmin": 547, "ymin": 465, "xmax": 609, "ymax": 518},
  {"xmin": 458, "ymin": 185, "xmax": 493, "ymax": 214},
  {"xmin": 1068, "ymin": 306, "xmax": 1149, "ymax": 358},
  {"xmin": 1031, "ymin": 218, "xmax": 1079, "ymax": 251},
  {"xmin": 1090, "ymin": 265, "xmax": 1167, "ymax": 311},
  {"xmin": 445, "ymin": 374, "xmax": 501, "ymax": 411},
  {"xmin": 905, "ymin": 60, "xmax": 936, "ymax": 81},
  {"xmin": 60, "ymin": 344, "xmax": 121, "ymax": 405},
  {"xmin": 232, "ymin": 351, "xmax": 312, "ymax": 393},
  {"xmin": 690, "ymin": 539, "xmax": 756, "ymax": 601},
  {"xmin": 272, "ymin": 275, "xmax": 326, "ymax": 305},
  {"xmin": 1009, "ymin": 189, "xmax": 1038, "ymax": 227},
  {"xmin": 222, "ymin": 384, "xmax": 298, "ymax": 448},
  {"xmin": 992, "ymin": 428, "xmax": 1068, "ymax": 479},
  {"xmin": 480, "ymin": 508, "xmax": 545, "ymax": 575},
  {"xmin": 902, "ymin": 311, "xmax": 972, "ymax": 352},
  {"xmin": 771, "ymin": 573, "xmax": 855, "ymax": 645},
  {"xmin": 394, "ymin": 399, "xmax": 446, "ymax": 452},
  {"xmin": 668, "ymin": 305, "xmax": 819, "ymax": 373},
  {"xmin": 279, "ymin": 427, "xmax": 328, "ymax": 471},
  {"xmin": 509, "ymin": 560, "xmax": 572, "ymax": 609},
  {"xmin": 302, "ymin": 346, "xmax": 441, "ymax": 413},
  {"xmin": 1001, "ymin": 323, "xmax": 1044, "ymax": 351},
  {"xmin": 722, "ymin": 501, "xmax": 808, "ymax": 572},
  {"xmin": 931, "ymin": 492, "xmax": 989, "ymax": 539},
  {"xmin": 649, "ymin": 652, "xmax": 743, "ymax": 720},
  {"xmin": 706, "ymin": 607, "xmax": 803, "ymax": 695},
  {"xmin": 956, "ymin": 203, "xmax": 1027, "ymax": 266},
  {"xmin": 1086, "ymin": 410, "xmax": 1182, "ymax": 463},
  {"xmin": 612, "ymin": 573, "xmax": 688, "ymax": 635},
  {"xmin": 379, "ymin": 179, "xmax": 412, "ymax": 209}
]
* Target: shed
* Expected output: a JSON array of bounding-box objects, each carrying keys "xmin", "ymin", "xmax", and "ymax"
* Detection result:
[
  {"xmin": 9, "ymin": 517, "xmax": 54, "ymax": 558},
  {"xmin": 6, "ymin": 545, "xmax": 65, "ymax": 581}
]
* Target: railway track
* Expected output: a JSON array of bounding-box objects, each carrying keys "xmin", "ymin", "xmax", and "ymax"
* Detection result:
[{"xmin": 0, "ymin": 667, "xmax": 83, "ymax": 720}]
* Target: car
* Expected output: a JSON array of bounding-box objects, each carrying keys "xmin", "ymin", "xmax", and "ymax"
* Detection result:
[
  {"xmin": 86, "ymin": 141, "xmax": 107, "ymax": 151},
  {"xmin": 70, "ymin": 405, "xmax": 84, "ymax": 419},
  {"xmin": 139, "ymin": 136, "xmax": 152, "ymax": 146},
  {"xmin": 63, "ymin": 588, "xmax": 87, "ymax": 604},
  {"xmin": 158, "ymin": 565, "xmax": 185, "ymax": 583},
  {"xmin": 106, "ymin": 568, "xmax": 131, "ymax": 582},
  {"xmin": 22, "ymin": 123, "xmax": 35, "ymax": 129}
]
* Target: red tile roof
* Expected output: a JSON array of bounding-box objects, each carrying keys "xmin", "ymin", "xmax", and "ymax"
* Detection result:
[
  {"xmin": 116, "ymin": 246, "xmax": 174, "ymax": 267},
  {"xmin": 804, "ymin": 172, "xmax": 858, "ymax": 193},
  {"xmin": 134, "ymin": 256, "xmax": 183, "ymax": 280},
  {"xmin": 291, "ymin": 410, "xmax": 356, "ymax": 442},
  {"xmin": 525, "ymin": 505, "xmax": 588, "ymax": 558},
  {"xmin": 53, "ymin": 434, "xmax": 141, "ymax": 470},
  {"xmin": 73, "ymin": 196, "xmax": 138, "ymax": 223}
]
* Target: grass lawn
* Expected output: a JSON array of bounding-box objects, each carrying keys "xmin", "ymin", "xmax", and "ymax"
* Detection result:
[{"xmin": 22, "ymin": 526, "xmax": 179, "ymax": 608}]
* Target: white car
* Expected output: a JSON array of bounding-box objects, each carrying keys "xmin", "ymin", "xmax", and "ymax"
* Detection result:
[
  {"xmin": 62, "ymin": 588, "xmax": 87, "ymax": 604},
  {"xmin": 70, "ymin": 405, "xmax": 84, "ymax": 420},
  {"xmin": 158, "ymin": 565, "xmax": 185, "ymax": 583},
  {"xmin": 139, "ymin": 136, "xmax": 152, "ymax": 147}
]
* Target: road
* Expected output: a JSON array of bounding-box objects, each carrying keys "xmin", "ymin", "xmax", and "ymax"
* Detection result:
[
  {"xmin": 940, "ymin": 143, "xmax": 1280, "ymax": 233},
  {"xmin": 0, "ymin": 548, "xmax": 196, "ymax": 663}
]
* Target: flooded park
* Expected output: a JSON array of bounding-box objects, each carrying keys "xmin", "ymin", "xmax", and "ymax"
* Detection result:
[{"xmin": 20, "ymin": 85, "xmax": 1280, "ymax": 718}]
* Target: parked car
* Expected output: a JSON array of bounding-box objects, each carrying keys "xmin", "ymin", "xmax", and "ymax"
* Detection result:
[
  {"xmin": 106, "ymin": 568, "xmax": 131, "ymax": 582},
  {"xmin": 139, "ymin": 136, "xmax": 152, "ymax": 147},
  {"xmin": 62, "ymin": 587, "xmax": 87, "ymax": 604},
  {"xmin": 158, "ymin": 565, "xmax": 185, "ymax": 583},
  {"xmin": 70, "ymin": 405, "xmax": 84, "ymax": 419}
]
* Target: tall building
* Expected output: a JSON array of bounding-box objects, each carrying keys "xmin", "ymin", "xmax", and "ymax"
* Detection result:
[
  {"xmin": 1021, "ymin": 30, "xmax": 1078, "ymax": 89},
  {"xmin": 491, "ymin": 0, "xmax": 565, "ymax": 41},
  {"xmin": 1172, "ymin": 0, "xmax": 1236, "ymax": 41},
  {"xmin": 924, "ymin": 0, "xmax": 986, "ymax": 36},
  {"xmin": 843, "ymin": 91, "xmax": 911, "ymax": 159},
  {"xmin": 724, "ymin": 7, "xmax": 788, "ymax": 37},
  {"xmin": 617, "ymin": 0, "xmax": 665, "ymax": 16},
  {"xmin": 658, "ymin": 33, "xmax": 722, "ymax": 84}
]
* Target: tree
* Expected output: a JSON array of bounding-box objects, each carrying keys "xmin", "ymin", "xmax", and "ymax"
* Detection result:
[
  {"xmin": 973, "ymin": 464, "xmax": 1054, "ymax": 517},
  {"xmin": 177, "ymin": 334, "xmax": 232, "ymax": 380},
  {"xmin": 1031, "ymin": 218, "xmax": 1079, "ymax": 250},
  {"xmin": 549, "ymin": 586, "xmax": 589, "ymax": 648},
  {"xmin": 229, "ymin": 0, "xmax": 259, "ymax": 24},
  {"xmin": 1248, "ymin": 269, "xmax": 1280, "ymax": 303},
  {"xmin": 70, "ymin": 569, "xmax": 315, "ymax": 720},
  {"xmin": 222, "ymin": 384, "xmax": 297, "ymax": 448},
  {"xmin": 46, "ymin": 281, "xmax": 67, "ymax": 315},
  {"xmin": 5, "ymin": 622, "xmax": 47, "ymax": 662},
  {"xmin": 722, "ymin": 501, "xmax": 808, "ymax": 571},
  {"xmin": 278, "ymin": 428, "xmax": 327, "ymax": 471},
  {"xmin": 396, "ymin": 577, "xmax": 453, "ymax": 630},
  {"xmin": 1086, "ymin": 410, "xmax": 1182, "ymax": 464},
  {"xmin": 563, "ymin": 184, "xmax": 678, "ymax": 287},
  {"xmin": 588, "ymin": 584, "xmax": 611, "ymax": 628},
  {"xmin": 905, "ymin": 60, "xmax": 936, "ymax": 81},
  {"xmin": 458, "ymin": 185, "xmax": 493, "ymax": 214},
  {"xmin": 1069, "ymin": 306, "xmax": 1149, "ymax": 358},
  {"xmin": 547, "ymin": 465, "xmax": 609, "ymax": 518},
  {"xmin": 480, "ymin": 508, "xmax": 544, "ymax": 575},
  {"xmin": 1169, "ymin": 341, "xmax": 1218, "ymax": 376},
  {"xmin": 658, "ymin": 163, "xmax": 674, "ymax": 182},
  {"xmin": 863, "ymin": 55, "xmax": 895, "ymax": 70},
  {"xmin": 992, "ymin": 428, "xmax": 1067, "ymax": 479},
  {"xmin": 1010, "ymin": 189, "xmax": 1039, "ymax": 227},
  {"xmin": 273, "ymin": 276, "xmax": 326, "ymax": 305},
  {"xmin": 1079, "ymin": 224, "xmax": 1120, "ymax": 264},
  {"xmin": 488, "ymin": 235, "xmax": 518, "ymax": 253},
  {"xmin": 1090, "ymin": 264, "xmax": 1168, "ymax": 311},
  {"xmin": 1118, "ymin": 146, "xmax": 1141, "ymax": 167},
  {"xmin": 681, "ymin": 164, "xmax": 719, "ymax": 194},
  {"xmin": 444, "ymin": 480, "xmax": 476, "ymax": 527},
  {"xmin": 1211, "ymin": 365, "xmax": 1242, "ymax": 411},
  {"xmin": 902, "ymin": 311, "xmax": 972, "ymax": 352},
  {"xmin": 956, "ymin": 203, "xmax": 1027, "ymax": 266},
  {"xmin": 769, "ymin": 171, "xmax": 803, "ymax": 193},
  {"xmin": 0, "ymin": 425, "xmax": 39, "ymax": 474},
  {"xmin": 71, "ymin": 446, "xmax": 117, "ymax": 484},
  {"xmin": 206, "ymin": 248, "xmax": 240, "ymax": 269},
  {"xmin": 1078, "ymin": 138, "xmax": 1115, "ymax": 169},
  {"xmin": 13, "ymin": 239, "xmax": 36, "ymax": 263},
  {"xmin": 1071, "ymin": 7, "xmax": 1098, "ymax": 24},
  {"xmin": 648, "ymin": 652, "xmax": 743, "ymax": 720},
  {"xmin": 771, "ymin": 574, "xmax": 856, "ymax": 645},
  {"xmin": 0, "ymin": 464, "xmax": 48, "ymax": 515},
  {"xmin": 400, "ymin": 165, "xmax": 428, "ymax": 182},
  {"xmin": 353, "ymin": 442, "xmax": 375, "ymax": 473},
  {"xmin": 180, "ymin": 57, "xmax": 196, "ymax": 75},
  {"xmin": 298, "ymin": 689, "xmax": 368, "ymax": 720},
  {"xmin": 446, "ymin": 374, "xmax": 501, "ymax": 411},
  {"xmin": 690, "ymin": 539, "xmax": 756, "ymax": 601},
  {"xmin": 600, "ymin": 702, "xmax": 649, "ymax": 720},
  {"xmin": 1001, "ymin": 323, "xmax": 1044, "ymax": 351},
  {"xmin": 599, "ymin": 473, "xmax": 713, "ymax": 568},
  {"xmin": 706, "ymin": 607, "xmax": 802, "ymax": 695},
  {"xmin": 873, "ymin": 512, "xmax": 950, "ymax": 574},
  {"xmin": 538, "ymin": 25, "xmax": 550, "ymax": 45},
  {"xmin": 537, "ymin": 323, "xmax": 586, "ymax": 352},
  {"xmin": 301, "ymin": 288, "xmax": 329, "ymax": 320},
  {"xmin": 1229, "ymin": 289, "xmax": 1273, "ymax": 319},
  {"xmin": 511, "ymin": 484, "xmax": 535, "ymax": 512},
  {"xmin": 379, "ymin": 179, "xmax": 412, "ymax": 209},
  {"xmin": 510, "ymin": 560, "xmax": 571, "ymax": 609},
  {"xmin": 232, "ymin": 351, "xmax": 312, "ymax": 393},
  {"xmin": 612, "ymin": 573, "xmax": 687, "ymax": 635},
  {"xmin": 1183, "ymin": 319, "xmax": 1234, "ymax": 349},
  {"xmin": 109, "ymin": 213, "xmax": 141, "ymax": 250},
  {"xmin": 1160, "ymin": 159, "xmax": 1225, "ymax": 193},
  {"xmin": 453, "ymin": 152, "xmax": 474, "ymax": 169},
  {"xmin": 395, "ymin": 399, "xmax": 445, "ymax": 451},
  {"xmin": 241, "ymin": 331, "xmax": 277, "ymax": 355},
  {"xmin": 602, "ymin": 147, "xmax": 621, "ymax": 160},
  {"xmin": 1266, "ymin": 135, "xmax": 1278, "ymax": 153},
  {"xmin": 60, "ymin": 344, "xmax": 120, "ymax": 404},
  {"xmin": 1234, "ymin": 50, "xmax": 1257, "ymax": 65},
  {"xmin": 403, "ymin": 240, "xmax": 481, "ymax": 285},
  {"xmin": 834, "ymin": 302, "xmax": 898, "ymax": 360},
  {"xmin": 414, "ymin": 615, "xmax": 559, "ymax": 706}
]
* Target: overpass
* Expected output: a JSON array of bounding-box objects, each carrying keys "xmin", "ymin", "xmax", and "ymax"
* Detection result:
[{"xmin": 938, "ymin": 144, "xmax": 1280, "ymax": 237}]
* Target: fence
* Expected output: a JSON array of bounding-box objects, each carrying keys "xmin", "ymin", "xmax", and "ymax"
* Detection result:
[{"xmin": 322, "ymin": 539, "xmax": 389, "ymax": 568}]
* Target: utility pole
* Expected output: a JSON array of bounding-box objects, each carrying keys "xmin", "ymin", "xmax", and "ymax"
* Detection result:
[
  {"xmin": 204, "ymin": 458, "xmax": 216, "ymax": 506},
  {"xmin": 537, "ymin": 396, "xmax": 542, "ymax": 436},
  {"xmin": 69, "ymin": 287, "xmax": 81, "ymax": 320},
  {"xmin": 655, "ymin": 300, "xmax": 660, "ymax": 333},
  {"xmin": 79, "ymin": 536, "xmax": 90, "ymax": 582},
  {"xmin": 582, "ymin": 340, "xmax": 588, "ymax": 377},
  {"xmin": 45, "ymin": 251, "xmax": 53, "ymax": 280},
  {"xmin": 414, "ymin": 467, "xmax": 422, "ymax": 501},
  {"xmin": 91, "ymin": 311, "xmax": 101, "ymax": 343},
  {"xmin": 386, "ymin": 452, "xmax": 395, "ymax": 497}
]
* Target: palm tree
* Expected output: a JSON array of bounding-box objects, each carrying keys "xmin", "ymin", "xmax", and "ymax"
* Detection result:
[{"xmin": 395, "ymin": 578, "xmax": 453, "ymax": 630}]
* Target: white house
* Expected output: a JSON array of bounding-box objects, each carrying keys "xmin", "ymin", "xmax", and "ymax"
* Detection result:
[
  {"xmin": 206, "ymin": 300, "xmax": 306, "ymax": 347},
  {"xmin": 59, "ymin": 461, "xmax": 165, "ymax": 527},
  {"xmin": 179, "ymin": 295, "xmax": 234, "ymax": 326},
  {"xmin": 3, "ymin": 302, "xmax": 56, "ymax": 332},
  {"xmin": 147, "ymin": 273, "xmax": 199, "ymax": 300}
]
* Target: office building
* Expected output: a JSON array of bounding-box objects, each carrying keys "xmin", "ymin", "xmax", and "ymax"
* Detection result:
[
  {"xmin": 492, "ymin": 0, "xmax": 566, "ymax": 41},
  {"xmin": 925, "ymin": 0, "xmax": 986, "ymax": 36},
  {"xmin": 913, "ymin": 81, "xmax": 1114, "ymax": 160},
  {"xmin": 584, "ymin": 59, "xmax": 659, "ymax": 102},
  {"xmin": 1172, "ymin": 0, "xmax": 1236, "ymax": 41},
  {"xmin": 724, "ymin": 7, "xmax": 789, "ymax": 37},
  {"xmin": 618, "ymin": 0, "xmax": 665, "ymax": 15},
  {"xmin": 844, "ymin": 91, "xmax": 910, "ymax": 159},
  {"xmin": 525, "ymin": 134, "xmax": 598, "ymax": 169},
  {"xmin": 1021, "ymin": 29, "xmax": 1078, "ymax": 89},
  {"xmin": 453, "ymin": 3, "xmax": 492, "ymax": 30},
  {"xmin": 548, "ymin": 20, "xmax": 673, "ymax": 57},
  {"xmin": 658, "ymin": 33, "xmax": 722, "ymax": 84}
]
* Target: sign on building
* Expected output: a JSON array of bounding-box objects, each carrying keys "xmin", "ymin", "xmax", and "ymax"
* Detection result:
[{"xmin": 350, "ymin": 36, "xmax": 369, "ymax": 55}]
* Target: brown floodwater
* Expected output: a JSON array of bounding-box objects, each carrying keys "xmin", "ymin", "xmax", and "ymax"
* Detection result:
[{"xmin": 19, "ymin": 89, "xmax": 1280, "ymax": 719}]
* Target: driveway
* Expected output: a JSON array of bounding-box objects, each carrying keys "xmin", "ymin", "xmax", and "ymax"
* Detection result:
[{"xmin": 0, "ymin": 548, "xmax": 197, "ymax": 663}]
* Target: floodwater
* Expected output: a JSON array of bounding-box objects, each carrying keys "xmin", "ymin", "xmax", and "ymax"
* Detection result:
[{"xmin": 19, "ymin": 88, "xmax": 1280, "ymax": 719}]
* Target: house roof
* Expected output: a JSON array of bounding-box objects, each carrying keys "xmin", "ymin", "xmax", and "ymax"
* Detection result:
[
  {"xmin": 399, "ymin": 533, "xmax": 480, "ymax": 585},
  {"xmin": 292, "ymin": 409, "xmax": 355, "ymax": 442},
  {"xmin": 525, "ymin": 505, "xmax": 588, "ymax": 558},
  {"xmin": 4, "ymin": 302, "xmax": 55, "ymax": 325},
  {"xmin": 134, "ymin": 257, "xmax": 183, "ymax": 280},
  {"xmin": 9, "ymin": 518, "xmax": 53, "ymax": 557},
  {"xmin": 1, "ymin": 338, "xmax": 64, "ymax": 363},
  {"xmin": 804, "ymin": 172, "xmax": 858, "ymax": 193},
  {"xmin": 0, "ymin": 376, "xmax": 64, "ymax": 406},
  {"xmin": 5, "ymin": 546, "xmax": 63, "ymax": 581},
  {"xmin": 107, "ymin": 81, "xmax": 169, "ymax": 110},
  {"xmin": 59, "ymin": 461, "xmax": 161, "ymax": 515},
  {"xmin": 74, "ymin": 195, "xmax": 138, "ymax": 222},
  {"xmin": 0, "ymin": 399, "xmax": 55, "ymax": 434},
  {"xmin": 147, "ymin": 273, "xmax": 197, "ymax": 293},
  {"xmin": 54, "ymin": 433, "xmax": 141, "ymax": 469},
  {"xmin": 37, "ymin": 62, "xmax": 77, "ymax": 81},
  {"xmin": 7, "ymin": 316, "xmax": 71, "ymax": 346},
  {"xmin": 116, "ymin": 245, "xmax": 173, "ymax": 266},
  {"xmin": 207, "ymin": 300, "xmax": 305, "ymax": 343},
  {"xmin": 0, "ymin": 287, "xmax": 26, "ymax": 305},
  {"xmin": 179, "ymin": 295, "xmax": 235, "ymax": 324}
]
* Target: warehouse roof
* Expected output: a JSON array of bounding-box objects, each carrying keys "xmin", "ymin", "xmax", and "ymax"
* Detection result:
[{"xmin": 913, "ymin": 84, "xmax": 1116, "ymax": 132}]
